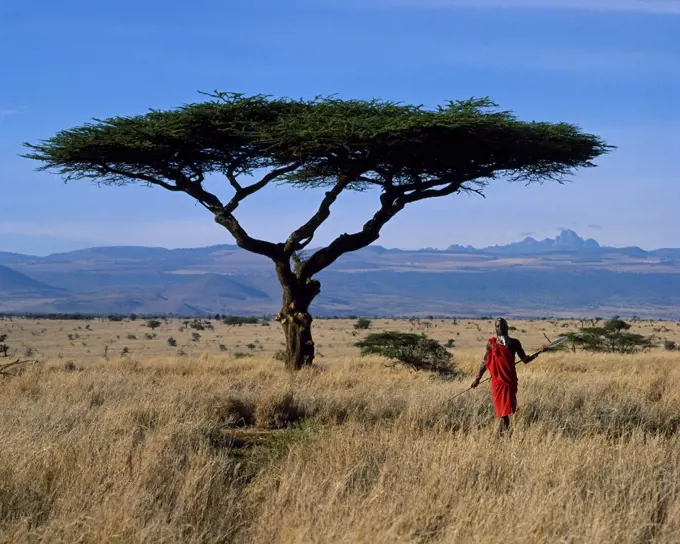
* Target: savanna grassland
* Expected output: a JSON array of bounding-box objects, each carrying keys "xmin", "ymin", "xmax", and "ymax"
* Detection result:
[{"xmin": 1, "ymin": 316, "xmax": 679, "ymax": 543}]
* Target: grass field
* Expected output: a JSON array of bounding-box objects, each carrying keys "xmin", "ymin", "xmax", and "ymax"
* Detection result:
[{"xmin": 1, "ymin": 317, "xmax": 679, "ymax": 542}]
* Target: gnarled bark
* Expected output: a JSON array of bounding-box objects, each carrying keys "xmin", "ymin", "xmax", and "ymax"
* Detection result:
[{"xmin": 274, "ymin": 261, "xmax": 321, "ymax": 371}]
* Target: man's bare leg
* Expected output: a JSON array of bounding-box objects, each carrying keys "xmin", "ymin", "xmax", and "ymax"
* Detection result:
[{"xmin": 498, "ymin": 415, "xmax": 510, "ymax": 437}]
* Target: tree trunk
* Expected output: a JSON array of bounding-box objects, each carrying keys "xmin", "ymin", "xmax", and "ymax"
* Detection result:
[
  {"xmin": 274, "ymin": 269, "xmax": 321, "ymax": 371},
  {"xmin": 280, "ymin": 307, "xmax": 315, "ymax": 371}
]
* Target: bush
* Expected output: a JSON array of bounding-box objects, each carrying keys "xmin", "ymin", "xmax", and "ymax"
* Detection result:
[
  {"xmin": 0, "ymin": 334, "xmax": 9, "ymax": 357},
  {"xmin": 223, "ymin": 315, "xmax": 259, "ymax": 326},
  {"xmin": 567, "ymin": 316, "xmax": 654, "ymax": 354},
  {"xmin": 354, "ymin": 318, "xmax": 372, "ymax": 330},
  {"xmin": 255, "ymin": 391, "xmax": 305, "ymax": 429},
  {"xmin": 664, "ymin": 340, "xmax": 677, "ymax": 351},
  {"xmin": 355, "ymin": 331, "xmax": 457, "ymax": 376},
  {"xmin": 167, "ymin": 336, "xmax": 177, "ymax": 347},
  {"xmin": 233, "ymin": 352, "xmax": 252, "ymax": 359},
  {"xmin": 219, "ymin": 344, "xmax": 228, "ymax": 352},
  {"xmin": 147, "ymin": 319, "xmax": 162, "ymax": 330},
  {"xmin": 189, "ymin": 319, "xmax": 205, "ymax": 331},
  {"xmin": 445, "ymin": 339, "xmax": 456, "ymax": 348},
  {"xmin": 191, "ymin": 332, "xmax": 201, "ymax": 342}
]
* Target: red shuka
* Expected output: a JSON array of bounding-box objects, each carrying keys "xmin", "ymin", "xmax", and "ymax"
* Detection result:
[{"xmin": 485, "ymin": 337, "xmax": 518, "ymax": 418}]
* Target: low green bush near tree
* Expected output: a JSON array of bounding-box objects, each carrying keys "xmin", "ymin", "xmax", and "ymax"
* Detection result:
[{"xmin": 355, "ymin": 331, "xmax": 457, "ymax": 376}]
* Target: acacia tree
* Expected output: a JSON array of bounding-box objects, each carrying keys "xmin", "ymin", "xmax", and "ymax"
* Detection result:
[{"xmin": 23, "ymin": 93, "xmax": 612, "ymax": 370}]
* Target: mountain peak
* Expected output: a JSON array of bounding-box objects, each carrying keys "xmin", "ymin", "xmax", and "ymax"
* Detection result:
[
  {"xmin": 552, "ymin": 229, "xmax": 599, "ymax": 250},
  {"xmin": 476, "ymin": 229, "xmax": 601, "ymax": 255}
]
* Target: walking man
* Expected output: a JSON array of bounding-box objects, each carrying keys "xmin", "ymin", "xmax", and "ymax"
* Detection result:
[{"xmin": 471, "ymin": 318, "xmax": 546, "ymax": 435}]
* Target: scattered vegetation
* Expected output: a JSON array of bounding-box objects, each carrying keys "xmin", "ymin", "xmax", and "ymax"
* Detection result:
[
  {"xmin": 567, "ymin": 316, "xmax": 655, "ymax": 354},
  {"xmin": 223, "ymin": 315, "xmax": 260, "ymax": 326}
]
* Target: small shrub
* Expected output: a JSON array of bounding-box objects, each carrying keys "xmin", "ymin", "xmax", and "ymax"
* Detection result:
[
  {"xmin": 445, "ymin": 339, "xmax": 456, "ymax": 348},
  {"xmin": 167, "ymin": 336, "xmax": 177, "ymax": 347},
  {"xmin": 255, "ymin": 391, "xmax": 305, "ymax": 429},
  {"xmin": 354, "ymin": 318, "xmax": 372, "ymax": 330},
  {"xmin": 223, "ymin": 315, "xmax": 259, "ymax": 326},
  {"xmin": 121, "ymin": 347, "xmax": 130, "ymax": 355},
  {"xmin": 146, "ymin": 319, "xmax": 162, "ymax": 330},
  {"xmin": 273, "ymin": 349, "xmax": 286, "ymax": 361},
  {"xmin": 127, "ymin": 334, "xmax": 137, "ymax": 340},
  {"xmin": 191, "ymin": 332, "xmax": 201, "ymax": 342},
  {"xmin": 246, "ymin": 343, "xmax": 257, "ymax": 350},
  {"xmin": 219, "ymin": 344, "xmax": 228, "ymax": 352},
  {"xmin": 232, "ymin": 352, "xmax": 252, "ymax": 359},
  {"xmin": 355, "ymin": 331, "xmax": 457, "ymax": 376},
  {"xmin": 664, "ymin": 340, "xmax": 677, "ymax": 351},
  {"xmin": 210, "ymin": 396, "xmax": 255, "ymax": 427},
  {"xmin": 0, "ymin": 334, "xmax": 9, "ymax": 357},
  {"xmin": 189, "ymin": 319, "xmax": 205, "ymax": 331}
]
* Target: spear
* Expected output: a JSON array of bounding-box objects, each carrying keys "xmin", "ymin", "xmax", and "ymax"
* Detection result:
[{"xmin": 449, "ymin": 336, "xmax": 568, "ymax": 401}]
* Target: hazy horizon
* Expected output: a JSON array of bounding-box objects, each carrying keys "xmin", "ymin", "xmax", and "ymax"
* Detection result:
[{"xmin": 2, "ymin": 228, "xmax": 676, "ymax": 258}]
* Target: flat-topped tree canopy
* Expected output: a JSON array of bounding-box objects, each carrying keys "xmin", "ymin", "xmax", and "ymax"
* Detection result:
[
  {"xmin": 24, "ymin": 92, "xmax": 609, "ymax": 191},
  {"xmin": 23, "ymin": 92, "xmax": 613, "ymax": 370}
]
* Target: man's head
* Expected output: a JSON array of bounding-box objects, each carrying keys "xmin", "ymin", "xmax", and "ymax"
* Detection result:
[{"xmin": 495, "ymin": 318, "xmax": 509, "ymax": 336}]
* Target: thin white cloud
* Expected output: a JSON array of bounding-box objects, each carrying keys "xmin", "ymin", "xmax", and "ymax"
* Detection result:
[{"xmin": 367, "ymin": 0, "xmax": 680, "ymax": 13}]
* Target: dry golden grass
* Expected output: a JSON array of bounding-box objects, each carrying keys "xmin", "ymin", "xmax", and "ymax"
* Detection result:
[{"xmin": 1, "ymin": 317, "xmax": 679, "ymax": 542}]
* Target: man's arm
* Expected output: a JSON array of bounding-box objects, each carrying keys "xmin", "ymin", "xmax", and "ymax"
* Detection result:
[
  {"xmin": 471, "ymin": 341, "xmax": 491, "ymax": 388},
  {"xmin": 516, "ymin": 339, "xmax": 544, "ymax": 364}
]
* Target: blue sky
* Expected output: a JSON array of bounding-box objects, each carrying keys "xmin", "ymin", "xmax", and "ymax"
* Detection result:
[{"xmin": 1, "ymin": 0, "xmax": 678, "ymax": 255}]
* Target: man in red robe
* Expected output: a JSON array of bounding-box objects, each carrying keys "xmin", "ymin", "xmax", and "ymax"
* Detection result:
[{"xmin": 471, "ymin": 318, "xmax": 546, "ymax": 435}]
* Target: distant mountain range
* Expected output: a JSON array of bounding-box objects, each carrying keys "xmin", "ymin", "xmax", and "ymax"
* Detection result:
[{"xmin": 1, "ymin": 230, "xmax": 680, "ymax": 318}]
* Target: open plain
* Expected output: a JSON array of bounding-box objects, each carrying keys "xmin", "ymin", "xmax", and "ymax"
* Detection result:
[{"xmin": 1, "ymin": 317, "xmax": 679, "ymax": 543}]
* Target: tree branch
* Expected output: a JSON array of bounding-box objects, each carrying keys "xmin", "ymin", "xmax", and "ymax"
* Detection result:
[
  {"xmin": 299, "ymin": 172, "xmax": 490, "ymax": 278},
  {"xmin": 97, "ymin": 166, "xmax": 183, "ymax": 192},
  {"xmin": 102, "ymin": 164, "xmax": 281, "ymax": 259},
  {"xmin": 283, "ymin": 175, "xmax": 352, "ymax": 255},
  {"xmin": 224, "ymin": 163, "xmax": 301, "ymax": 214},
  {"xmin": 213, "ymin": 209, "xmax": 282, "ymax": 259},
  {"xmin": 300, "ymin": 189, "xmax": 403, "ymax": 278},
  {"xmin": 400, "ymin": 180, "xmax": 464, "ymax": 203}
]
